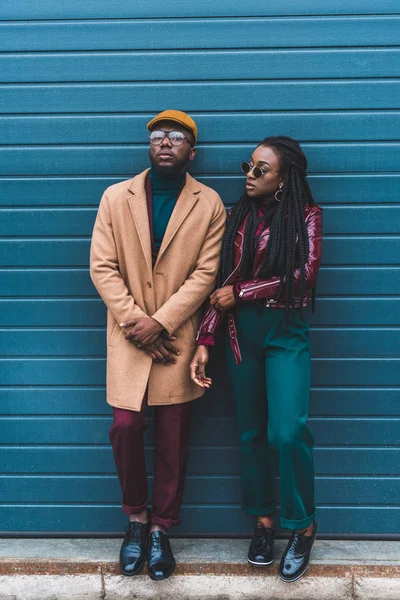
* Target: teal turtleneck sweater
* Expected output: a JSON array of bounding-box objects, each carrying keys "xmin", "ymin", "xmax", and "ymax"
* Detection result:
[{"xmin": 150, "ymin": 167, "xmax": 186, "ymax": 249}]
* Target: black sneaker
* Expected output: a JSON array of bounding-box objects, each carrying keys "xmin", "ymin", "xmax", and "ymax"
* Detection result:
[
  {"xmin": 148, "ymin": 530, "xmax": 176, "ymax": 581},
  {"xmin": 279, "ymin": 521, "xmax": 317, "ymax": 582},
  {"xmin": 119, "ymin": 521, "xmax": 149, "ymax": 576},
  {"xmin": 247, "ymin": 521, "xmax": 274, "ymax": 566}
]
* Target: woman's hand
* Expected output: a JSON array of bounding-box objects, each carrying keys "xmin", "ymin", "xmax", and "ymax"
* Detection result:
[
  {"xmin": 210, "ymin": 285, "xmax": 236, "ymax": 311},
  {"xmin": 190, "ymin": 346, "xmax": 212, "ymax": 389}
]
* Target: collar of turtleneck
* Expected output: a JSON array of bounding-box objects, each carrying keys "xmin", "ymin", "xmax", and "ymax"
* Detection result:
[{"xmin": 149, "ymin": 166, "xmax": 186, "ymax": 192}]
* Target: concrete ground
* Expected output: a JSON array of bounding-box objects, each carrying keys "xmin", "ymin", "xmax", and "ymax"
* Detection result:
[{"xmin": 0, "ymin": 538, "xmax": 400, "ymax": 599}]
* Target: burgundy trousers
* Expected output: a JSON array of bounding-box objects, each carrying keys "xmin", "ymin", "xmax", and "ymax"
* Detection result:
[{"xmin": 109, "ymin": 400, "xmax": 192, "ymax": 529}]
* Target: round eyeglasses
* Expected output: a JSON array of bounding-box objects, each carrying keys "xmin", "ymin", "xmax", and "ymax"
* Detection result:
[
  {"xmin": 240, "ymin": 161, "xmax": 266, "ymax": 178},
  {"xmin": 149, "ymin": 130, "xmax": 191, "ymax": 146}
]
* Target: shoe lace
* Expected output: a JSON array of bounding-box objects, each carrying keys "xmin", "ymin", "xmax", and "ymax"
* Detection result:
[
  {"xmin": 255, "ymin": 524, "xmax": 274, "ymax": 548},
  {"xmin": 126, "ymin": 522, "xmax": 143, "ymax": 543},
  {"xmin": 289, "ymin": 531, "xmax": 308, "ymax": 554},
  {"xmin": 151, "ymin": 533, "xmax": 166, "ymax": 552}
]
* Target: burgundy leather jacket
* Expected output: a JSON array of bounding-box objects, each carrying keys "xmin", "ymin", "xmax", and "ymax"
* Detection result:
[{"xmin": 197, "ymin": 204, "xmax": 323, "ymax": 365}]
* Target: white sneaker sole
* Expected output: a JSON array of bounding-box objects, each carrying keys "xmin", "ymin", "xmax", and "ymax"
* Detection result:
[{"xmin": 247, "ymin": 557, "xmax": 274, "ymax": 567}]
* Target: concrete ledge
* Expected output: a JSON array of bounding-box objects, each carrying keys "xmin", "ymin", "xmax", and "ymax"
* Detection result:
[{"xmin": 0, "ymin": 539, "xmax": 399, "ymax": 599}]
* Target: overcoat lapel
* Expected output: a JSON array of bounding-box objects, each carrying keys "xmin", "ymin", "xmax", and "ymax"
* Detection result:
[
  {"xmin": 155, "ymin": 173, "xmax": 200, "ymax": 267},
  {"xmin": 127, "ymin": 169, "xmax": 152, "ymax": 275}
]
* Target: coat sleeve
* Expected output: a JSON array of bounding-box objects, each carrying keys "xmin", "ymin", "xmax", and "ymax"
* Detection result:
[
  {"xmin": 235, "ymin": 205, "xmax": 323, "ymax": 302},
  {"xmin": 151, "ymin": 197, "xmax": 227, "ymax": 335},
  {"xmin": 90, "ymin": 191, "xmax": 148, "ymax": 324}
]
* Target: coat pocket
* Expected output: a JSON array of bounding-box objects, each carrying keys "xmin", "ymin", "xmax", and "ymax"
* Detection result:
[{"xmin": 107, "ymin": 320, "xmax": 121, "ymax": 348}]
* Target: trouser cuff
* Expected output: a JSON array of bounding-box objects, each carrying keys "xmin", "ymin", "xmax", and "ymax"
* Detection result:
[
  {"xmin": 243, "ymin": 502, "xmax": 276, "ymax": 517},
  {"xmin": 151, "ymin": 514, "xmax": 181, "ymax": 530},
  {"xmin": 122, "ymin": 500, "xmax": 148, "ymax": 516},
  {"xmin": 280, "ymin": 509, "xmax": 315, "ymax": 531}
]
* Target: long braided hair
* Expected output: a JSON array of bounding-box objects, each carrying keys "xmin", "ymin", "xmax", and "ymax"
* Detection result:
[{"xmin": 219, "ymin": 136, "xmax": 315, "ymax": 322}]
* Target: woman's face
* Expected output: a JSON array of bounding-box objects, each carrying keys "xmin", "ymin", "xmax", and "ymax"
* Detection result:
[{"xmin": 244, "ymin": 145, "xmax": 284, "ymax": 201}]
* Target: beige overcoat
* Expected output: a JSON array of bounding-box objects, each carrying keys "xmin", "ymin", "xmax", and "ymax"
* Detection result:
[{"xmin": 90, "ymin": 168, "xmax": 226, "ymax": 411}]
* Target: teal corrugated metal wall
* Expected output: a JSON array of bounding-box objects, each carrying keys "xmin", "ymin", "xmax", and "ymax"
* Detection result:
[{"xmin": 1, "ymin": 1, "xmax": 399, "ymax": 536}]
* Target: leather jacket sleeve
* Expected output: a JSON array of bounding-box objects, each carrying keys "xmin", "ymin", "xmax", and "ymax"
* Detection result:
[
  {"xmin": 196, "ymin": 207, "xmax": 233, "ymax": 344},
  {"xmin": 235, "ymin": 205, "xmax": 323, "ymax": 302},
  {"xmin": 196, "ymin": 302, "xmax": 225, "ymax": 344}
]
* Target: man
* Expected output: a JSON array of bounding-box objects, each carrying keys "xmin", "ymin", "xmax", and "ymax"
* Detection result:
[{"xmin": 90, "ymin": 110, "xmax": 226, "ymax": 580}]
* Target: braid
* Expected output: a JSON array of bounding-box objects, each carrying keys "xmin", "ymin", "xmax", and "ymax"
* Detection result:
[{"xmin": 218, "ymin": 135, "xmax": 315, "ymax": 324}]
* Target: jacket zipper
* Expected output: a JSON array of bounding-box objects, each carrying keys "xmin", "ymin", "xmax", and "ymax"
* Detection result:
[
  {"xmin": 238, "ymin": 281, "xmax": 278, "ymax": 308},
  {"xmin": 222, "ymin": 231, "xmax": 244, "ymax": 287},
  {"xmin": 238, "ymin": 280, "xmax": 275, "ymax": 297}
]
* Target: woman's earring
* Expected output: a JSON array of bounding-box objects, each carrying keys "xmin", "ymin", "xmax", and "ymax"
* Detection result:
[{"xmin": 275, "ymin": 185, "xmax": 283, "ymax": 202}]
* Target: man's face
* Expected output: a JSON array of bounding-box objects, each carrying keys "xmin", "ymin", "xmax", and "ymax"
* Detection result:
[{"xmin": 149, "ymin": 120, "xmax": 196, "ymax": 175}]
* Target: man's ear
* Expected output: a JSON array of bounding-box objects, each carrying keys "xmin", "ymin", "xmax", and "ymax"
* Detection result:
[{"xmin": 188, "ymin": 147, "xmax": 196, "ymax": 161}]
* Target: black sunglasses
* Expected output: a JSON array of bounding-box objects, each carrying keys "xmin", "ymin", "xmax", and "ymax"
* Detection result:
[{"xmin": 240, "ymin": 161, "xmax": 267, "ymax": 178}]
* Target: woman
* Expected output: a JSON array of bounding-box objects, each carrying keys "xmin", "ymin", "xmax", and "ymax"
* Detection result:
[{"xmin": 190, "ymin": 136, "xmax": 322, "ymax": 583}]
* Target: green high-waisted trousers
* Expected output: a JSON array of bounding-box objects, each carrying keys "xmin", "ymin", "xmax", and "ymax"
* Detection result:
[{"xmin": 225, "ymin": 303, "xmax": 315, "ymax": 530}]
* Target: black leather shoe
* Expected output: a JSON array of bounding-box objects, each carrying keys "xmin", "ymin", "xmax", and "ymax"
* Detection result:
[
  {"xmin": 148, "ymin": 530, "xmax": 176, "ymax": 581},
  {"xmin": 247, "ymin": 522, "xmax": 275, "ymax": 566},
  {"xmin": 279, "ymin": 521, "xmax": 317, "ymax": 582},
  {"xmin": 119, "ymin": 521, "xmax": 149, "ymax": 576}
]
